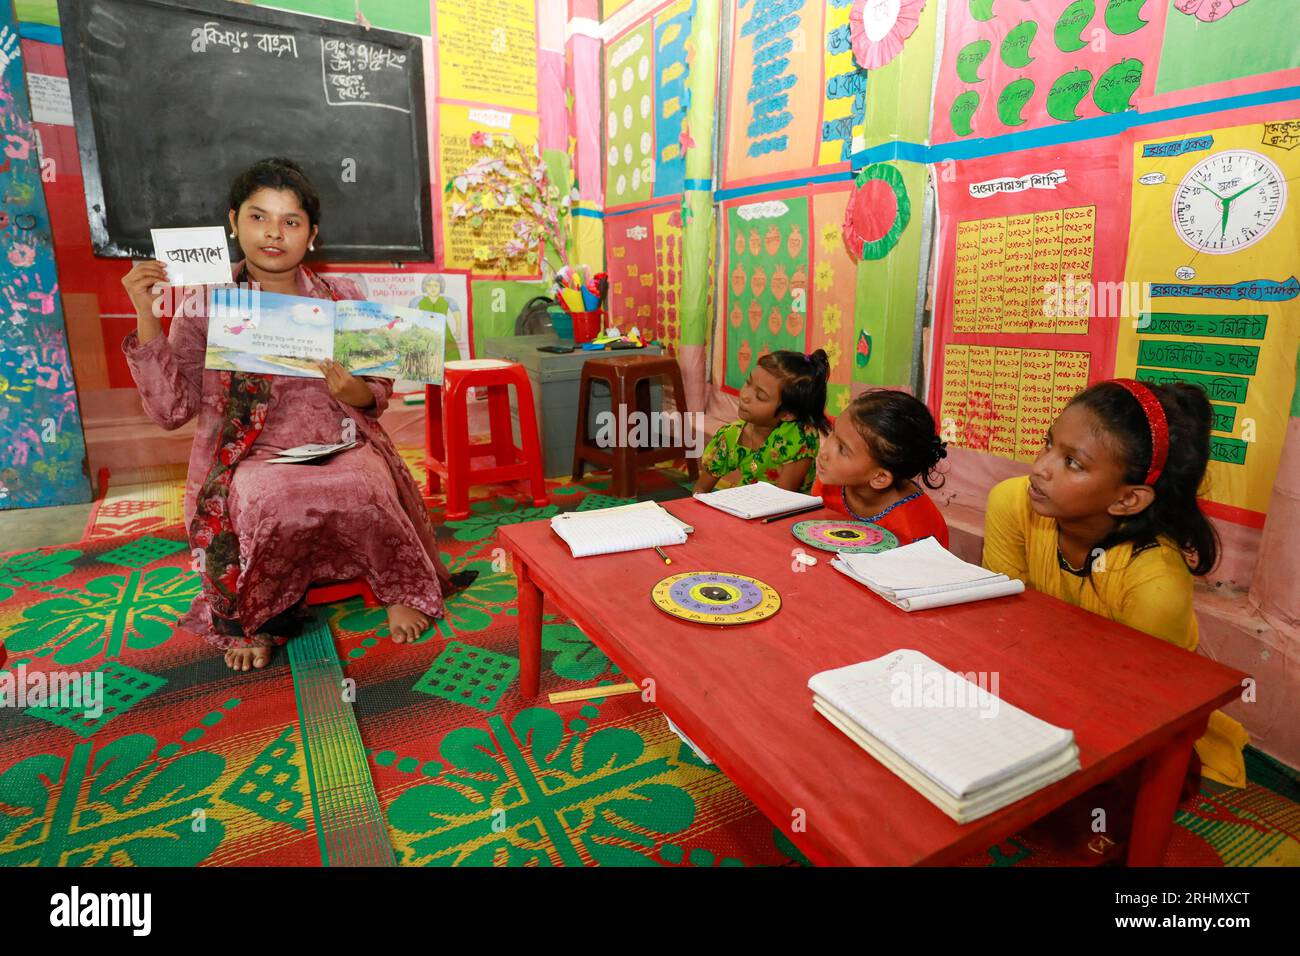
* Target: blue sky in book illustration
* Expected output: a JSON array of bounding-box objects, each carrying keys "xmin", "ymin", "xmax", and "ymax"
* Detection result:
[{"xmin": 206, "ymin": 289, "xmax": 331, "ymax": 377}]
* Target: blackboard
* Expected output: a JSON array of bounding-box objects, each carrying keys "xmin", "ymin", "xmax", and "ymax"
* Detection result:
[{"xmin": 59, "ymin": 0, "xmax": 433, "ymax": 261}]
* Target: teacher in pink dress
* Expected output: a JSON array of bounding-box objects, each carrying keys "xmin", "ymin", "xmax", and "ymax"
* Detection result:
[{"xmin": 120, "ymin": 158, "xmax": 471, "ymax": 671}]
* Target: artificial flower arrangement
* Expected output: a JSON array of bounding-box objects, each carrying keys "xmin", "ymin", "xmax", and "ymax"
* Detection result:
[{"xmin": 445, "ymin": 130, "xmax": 579, "ymax": 277}]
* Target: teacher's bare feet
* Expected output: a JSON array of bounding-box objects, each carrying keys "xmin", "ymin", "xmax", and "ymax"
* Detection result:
[
  {"xmin": 224, "ymin": 646, "xmax": 273, "ymax": 671},
  {"xmin": 387, "ymin": 604, "xmax": 429, "ymax": 644}
]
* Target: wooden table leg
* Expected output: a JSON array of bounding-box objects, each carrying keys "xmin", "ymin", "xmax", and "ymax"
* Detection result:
[
  {"xmin": 1126, "ymin": 725, "xmax": 1200, "ymax": 866},
  {"xmin": 516, "ymin": 557, "xmax": 543, "ymax": 698}
]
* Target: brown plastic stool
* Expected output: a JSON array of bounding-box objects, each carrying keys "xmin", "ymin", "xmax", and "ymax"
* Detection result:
[{"xmin": 571, "ymin": 354, "xmax": 699, "ymax": 497}]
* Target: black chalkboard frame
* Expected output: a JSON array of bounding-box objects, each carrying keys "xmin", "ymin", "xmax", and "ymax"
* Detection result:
[{"xmin": 58, "ymin": 0, "xmax": 434, "ymax": 261}]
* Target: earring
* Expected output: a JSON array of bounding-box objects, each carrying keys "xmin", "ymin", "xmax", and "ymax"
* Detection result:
[
  {"xmin": 309, "ymin": 242, "xmax": 315, "ymax": 251},
  {"xmin": 229, "ymin": 230, "xmax": 236, "ymax": 238}
]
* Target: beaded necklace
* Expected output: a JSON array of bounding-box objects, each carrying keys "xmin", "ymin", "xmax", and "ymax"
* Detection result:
[{"xmin": 840, "ymin": 484, "xmax": 923, "ymax": 524}]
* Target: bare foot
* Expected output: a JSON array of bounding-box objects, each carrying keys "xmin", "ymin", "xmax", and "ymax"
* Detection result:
[
  {"xmin": 223, "ymin": 646, "xmax": 273, "ymax": 671},
  {"xmin": 387, "ymin": 604, "xmax": 430, "ymax": 644}
]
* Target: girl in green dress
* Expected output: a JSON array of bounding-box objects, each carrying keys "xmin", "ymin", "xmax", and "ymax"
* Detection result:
[{"xmin": 695, "ymin": 350, "xmax": 831, "ymax": 494}]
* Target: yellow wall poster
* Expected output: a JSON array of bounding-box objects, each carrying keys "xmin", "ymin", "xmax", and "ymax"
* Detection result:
[
  {"xmin": 1117, "ymin": 118, "xmax": 1300, "ymax": 524},
  {"xmin": 435, "ymin": 0, "xmax": 538, "ymax": 113},
  {"xmin": 438, "ymin": 103, "xmax": 542, "ymax": 274}
]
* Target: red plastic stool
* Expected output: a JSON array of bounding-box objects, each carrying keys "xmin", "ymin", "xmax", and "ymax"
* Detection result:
[
  {"xmin": 424, "ymin": 359, "xmax": 550, "ymax": 521},
  {"xmin": 305, "ymin": 579, "xmax": 379, "ymax": 607}
]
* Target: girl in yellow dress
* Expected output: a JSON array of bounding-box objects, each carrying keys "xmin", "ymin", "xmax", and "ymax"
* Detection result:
[{"xmin": 983, "ymin": 378, "xmax": 1248, "ymax": 792}]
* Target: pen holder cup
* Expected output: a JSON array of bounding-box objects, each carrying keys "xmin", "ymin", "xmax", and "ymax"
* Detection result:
[
  {"xmin": 547, "ymin": 305, "xmax": 573, "ymax": 341},
  {"xmin": 558, "ymin": 302, "xmax": 603, "ymax": 344}
]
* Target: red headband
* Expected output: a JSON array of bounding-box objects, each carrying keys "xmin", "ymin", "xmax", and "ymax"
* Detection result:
[{"xmin": 1110, "ymin": 378, "xmax": 1169, "ymax": 486}]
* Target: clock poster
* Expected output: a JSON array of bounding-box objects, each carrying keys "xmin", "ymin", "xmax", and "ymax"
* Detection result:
[{"xmin": 1117, "ymin": 116, "xmax": 1300, "ymax": 527}]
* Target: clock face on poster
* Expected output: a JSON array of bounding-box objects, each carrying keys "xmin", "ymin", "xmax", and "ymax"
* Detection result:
[{"xmin": 1171, "ymin": 150, "xmax": 1287, "ymax": 255}]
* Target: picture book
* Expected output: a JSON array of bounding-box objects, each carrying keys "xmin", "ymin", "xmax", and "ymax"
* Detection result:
[{"xmin": 205, "ymin": 288, "xmax": 446, "ymax": 384}]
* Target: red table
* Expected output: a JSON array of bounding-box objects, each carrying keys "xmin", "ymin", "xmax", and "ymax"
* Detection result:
[{"xmin": 499, "ymin": 499, "xmax": 1247, "ymax": 866}]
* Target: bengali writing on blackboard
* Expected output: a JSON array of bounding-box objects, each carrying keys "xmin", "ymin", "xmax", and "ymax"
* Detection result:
[
  {"xmin": 322, "ymin": 38, "xmax": 409, "ymax": 108},
  {"xmin": 190, "ymin": 19, "xmax": 411, "ymax": 109},
  {"xmin": 192, "ymin": 21, "xmax": 300, "ymax": 57}
]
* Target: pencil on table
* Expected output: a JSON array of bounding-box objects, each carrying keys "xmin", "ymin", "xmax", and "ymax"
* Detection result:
[
  {"xmin": 549, "ymin": 682, "xmax": 640, "ymax": 704},
  {"xmin": 655, "ymin": 546, "xmax": 671, "ymax": 565},
  {"xmin": 760, "ymin": 503, "xmax": 824, "ymax": 524}
]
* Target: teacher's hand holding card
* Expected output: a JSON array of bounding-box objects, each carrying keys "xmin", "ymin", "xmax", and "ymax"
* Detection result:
[
  {"xmin": 121, "ymin": 259, "xmax": 171, "ymax": 344},
  {"xmin": 151, "ymin": 226, "xmax": 233, "ymax": 286}
]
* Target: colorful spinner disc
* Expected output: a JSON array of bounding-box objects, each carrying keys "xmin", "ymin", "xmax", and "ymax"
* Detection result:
[
  {"xmin": 791, "ymin": 519, "xmax": 899, "ymax": 554},
  {"xmin": 650, "ymin": 571, "xmax": 781, "ymax": 625}
]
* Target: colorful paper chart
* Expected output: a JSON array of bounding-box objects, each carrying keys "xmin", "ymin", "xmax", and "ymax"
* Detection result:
[
  {"xmin": 792, "ymin": 519, "xmax": 899, "ymax": 554},
  {"xmin": 650, "ymin": 571, "xmax": 781, "ymax": 625},
  {"xmin": 722, "ymin": 195, "xmax": 811, "ymax": 390},
  {"xmin": 652, "ymin": 0, "xmax": 695, "ymax": 198},
  {"xmin": 653, "ymin": 207, "xmax": 685, "ymax": 351},
  {"xmin": 605, "ymin": 20, "xmax": 656, "ymax": 206},
  {"xmin": 1157, "ymin": 1, "xmax": 1300, "ymax": 99},
  {"xmin": 927, "ymin": 142, "xmax": 1128, "ymax": 462},
  {"xmin": 1114, "ymin": 116, "xmax": 1300, "ymax": 524},
  {"xmin": 932, "ymin": 0, "xmax": 1158, "ymax": 143},
  {"xmin": 723, "ymin": 0, "xmax": 825, "ymax": 184},
  {"xmin": 435, "ymin": 0, "xmax": 537, "ymax": 113},
  {"xmin": 821, "ymin": 0, "xmax": 870, "ymax": 165},
  {"xmin": 606, "ymin": 207, "xmax": 659, "ymax": 330}
]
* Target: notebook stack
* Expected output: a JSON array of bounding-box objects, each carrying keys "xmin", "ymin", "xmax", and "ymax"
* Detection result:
[
  {"xmin": 831, "ymin": 536, "xmax": 1025, "ymax": 610},
  {"xmin": 809, "ymin": 650, "xmax": 1080, "ymax": 823}
]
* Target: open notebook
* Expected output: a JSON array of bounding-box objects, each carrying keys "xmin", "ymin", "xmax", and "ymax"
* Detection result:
[
  {"xmin": 550, "ymin": 501, "xmax": 690, "ymax": 558},
  {"xmin": 809, "ymin": 650, "xmax": 1079, "ymax": 822},
  {"xmin": 693, "ymin": 481, "xmax": 822, "ymax": 519}
]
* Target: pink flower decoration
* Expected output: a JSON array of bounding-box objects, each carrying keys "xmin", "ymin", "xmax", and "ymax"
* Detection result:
[
  {"xmin": 850, "ymin": 0, "xmax": 927, "ymax": 70},
  {"xmin": 469, "ymin": 130, "xmax": 487, "ymax": 147},
  {"xmin": 1175, "ymin": 0, "xmax": 1250, "ymax": 22}
]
